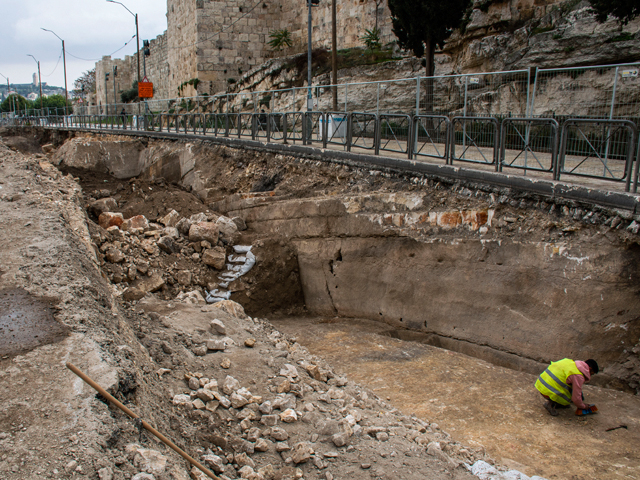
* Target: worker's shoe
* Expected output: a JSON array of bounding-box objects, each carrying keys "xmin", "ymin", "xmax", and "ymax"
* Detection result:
[
  {"xmin": 553, "ymin": 401, "xmax": 569, "ymax": 409},
  {"xmin": 544, "ymin": 400, "xmax": 558, "ymax": 416}
]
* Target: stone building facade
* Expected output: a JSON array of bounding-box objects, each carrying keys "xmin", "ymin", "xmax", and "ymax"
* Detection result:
[{"xmin": 94, "ymin": 0, "xmax": 393, "ymax": 106}]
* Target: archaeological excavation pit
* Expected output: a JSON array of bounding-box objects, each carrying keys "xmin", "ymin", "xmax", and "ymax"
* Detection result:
[{"xmin": 3, "ymin": 130, "xmax": 640, "ymax": 480}]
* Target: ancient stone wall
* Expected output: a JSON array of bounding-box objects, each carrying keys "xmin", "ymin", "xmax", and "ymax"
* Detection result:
[
  {"xmin": 95, "ymin": 55, "xmax": 136, "ymax": 114},
  {"xmin": 95, "ymin": 0, "xmax": 395, "ymax": 104},
  {"xmin": 166, "ymin": 0, "xmax": 199, "ymax": 99}
]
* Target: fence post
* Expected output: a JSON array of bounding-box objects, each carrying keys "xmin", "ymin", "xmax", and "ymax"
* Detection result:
[
  {"xmin": 603, "ymin": 66, "xmax": 620, "ymax": 173},
  {"xmin": 462, "ymin": 76, "xmax": 469, "ymax": 154},
  {"xmin": 376, "ymin": 83, "xmax": 380, "ymax": 116},
  {"xmin": 345, "ymin": 84, "xmax": 348, "ymax": 114},
  {"xmin": 346, "ymin": 113, "xmax": 352, "ymax": 152},
  {"xmin": 415, "ymin": 76, "xmax": 420, "ymax": 116}
]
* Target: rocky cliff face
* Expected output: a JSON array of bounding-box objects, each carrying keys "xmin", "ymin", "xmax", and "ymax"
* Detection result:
[
  {"xmin": 210, "ymin": 0, "xmax": 639, "ymax": 119},
  {"xmin": 440, "ymin": 0, "xmax": 640, "ymax": 74}
]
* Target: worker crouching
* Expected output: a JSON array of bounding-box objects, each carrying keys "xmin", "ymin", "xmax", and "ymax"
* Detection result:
[{"xmin": 535, "ymin": 358, "xmax": 599, "ymax": 416}]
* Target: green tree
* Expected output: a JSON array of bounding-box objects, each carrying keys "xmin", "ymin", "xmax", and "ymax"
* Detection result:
[
  {"xmin": 40, "ymin": 94, "xmax": 72, "ymax": 114},
  {"xmin": 1, "ymin": 94, "xmax": 29, "ymax": 113},
  {"xmin": 388, "ymin": 0, "xmax": 471, "ymax": 112},
  {"xmin": 588, "ymin": 0, "xmax": 639, "ymax": 25},
  {"xmin": 73, "ymin": 68, "xmax": 96, "ymax": 97}
]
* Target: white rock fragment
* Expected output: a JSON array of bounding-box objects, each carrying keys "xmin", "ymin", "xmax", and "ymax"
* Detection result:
[
  {"xmin": 222, "ymin": 375, "xmax": 241, "ymax": 395},
  {"xmin": 210, "ymin": 319, "xmax": 226, "ymax": 335},
  {"xmin": 280, "ymin": 408, "xmax": 298, "ymax": 423},
  {"xmin": 207, "ymin": 339, "xmax": 226, "ymax": 352},
  {"xmin": 172, "ymin": 394, "xmax": 192, "ymax": 406}
]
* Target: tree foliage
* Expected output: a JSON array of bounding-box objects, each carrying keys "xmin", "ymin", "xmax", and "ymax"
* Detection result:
[
  {"xmin": 268, "ymin": 29, "xmax": 293, "ymax": 51},
  {"xmin": 361, "ymin": 27, "xmax": 382, "ymax": 51},
  {"xmin": 388, "ymin": 0, "xmax": 471, "ymax": 112},
  {"xmin": 387, "ymin": 0, "xmax": 471, "ymax": 72},
  {"xmin": 588, "ymin": 0, "xmax": 640, "ymax": 25},
  {"xmin": 73, "ymin": 68, "xmax": 96, "ymax": 97},
  {"xmin": 1, "ymin": 94, "xmax": 29, "ymax": 113}
]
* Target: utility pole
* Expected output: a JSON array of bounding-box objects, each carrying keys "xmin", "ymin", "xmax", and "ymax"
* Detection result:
[
  {"xmin": 113, "ymin": 66, "xmax": 117, "ymax": 116},
  {"xmin": 28, "ymin": 54, "xmax": 43, "ymax": 113},
  {"xmin": 105, "ymin": 71, "xmax": 110, "ymax": 115},
  {"xmin": 41, "ymin": 29, "xmax": 69, "ymax": 115},
  {"xmin": 331, "ymin": 0, "xmax": 337, "ymax": 110},
  {"xmin": 0, "ymin": 73, "xmax": 12, "ymax": 115},
  {"xmin": 306, "ymin": 0, "xmax": 320, "ymax": 111}
]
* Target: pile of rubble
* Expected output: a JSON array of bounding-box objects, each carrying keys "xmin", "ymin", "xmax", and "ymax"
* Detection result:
[
  {"xmin": 124, "ymin": 296, "xmax": 531, "ymax": 480},
  {"xmin": 88, "ymin": 196, "xmax": 252, "ymax": 304}
]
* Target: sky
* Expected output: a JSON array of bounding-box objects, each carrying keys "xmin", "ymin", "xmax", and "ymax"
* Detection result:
[{"xmin": 0, "ymin": 0, "xmax": 168, "ymax": 90}]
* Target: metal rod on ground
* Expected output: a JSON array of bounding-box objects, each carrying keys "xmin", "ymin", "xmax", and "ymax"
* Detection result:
[{"xmin": 65, "ymin": 362, "xmax": 219, "ymax": 480}]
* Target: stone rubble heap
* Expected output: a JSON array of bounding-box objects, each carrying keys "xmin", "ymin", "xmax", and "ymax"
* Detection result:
[
  {"xmin": 113, "ymin": 298, "xmax": 547, "ymax": 480},
  {"xmin": 88, "ymin": 197, "xmax": 253, "ymax": 303}
]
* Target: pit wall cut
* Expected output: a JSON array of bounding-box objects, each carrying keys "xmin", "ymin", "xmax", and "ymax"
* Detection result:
[{"xmin": 52, "ymin": 134, "xmax": 640, "ymax": 392}]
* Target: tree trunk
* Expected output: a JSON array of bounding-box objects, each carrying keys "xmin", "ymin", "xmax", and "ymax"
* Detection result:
[{"xmin": 424, "ymin": 36, "xmax": 435, "ymax": 114}]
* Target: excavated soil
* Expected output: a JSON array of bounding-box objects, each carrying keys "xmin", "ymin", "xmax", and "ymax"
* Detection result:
[
  {"xmin": 2, "ymin": 129, "xmax": 640, "ymax": 480},
  {"xmin": 0, "ymin": 288, "xmax": 68, "ymax": 358},
  {"xmin": 0, "ymin": 131, "xmax": 483, "ymax": 480}
]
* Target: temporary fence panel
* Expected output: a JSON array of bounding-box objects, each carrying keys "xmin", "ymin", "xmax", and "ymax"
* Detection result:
[
  {"xmin": 418, "ymin": 70, "xmax": 530, "ymax": 118},
  {"xmin": 558, "ymin": 119, "xmax": 637, "ymax": 191},
  {"xmin": 450, "ymin": 116, "xmax": 499, "ymax": 167},
  {"xmin": 412, "ymin": 115, "xmax": 450, "ymax": 163},
  {"xmin": 530, "ymin": 63, "xmax": 640, "ymax": 120},
  {"xmin": 499, "ymin": 118, "xmax": 559, "ymax": 175}
]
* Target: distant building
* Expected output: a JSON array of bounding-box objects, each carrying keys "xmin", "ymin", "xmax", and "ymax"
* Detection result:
[{"xmin": 32, "ymin": 73, "xmax": 39, "ymax": 87}]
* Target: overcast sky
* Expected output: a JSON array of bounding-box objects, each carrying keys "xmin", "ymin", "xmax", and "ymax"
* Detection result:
[{"xmin": 0, "ymin": 0, "xmax": 167, "ymax": 89}]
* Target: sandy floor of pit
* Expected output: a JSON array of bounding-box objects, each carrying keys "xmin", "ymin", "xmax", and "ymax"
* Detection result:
[{"xmin": 271, "ymin": 316, "xmax": 640, "ymax": 480}]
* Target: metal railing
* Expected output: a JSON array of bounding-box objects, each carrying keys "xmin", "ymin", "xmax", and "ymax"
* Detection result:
[{"xmin": 12, "ymin": 110, "xmax": 637, "ymax": 193}]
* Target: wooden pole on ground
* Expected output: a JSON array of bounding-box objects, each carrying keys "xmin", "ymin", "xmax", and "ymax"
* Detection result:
[{"xmin": 66, "ymin": 362, "xmax": 219, "ymax": 480}]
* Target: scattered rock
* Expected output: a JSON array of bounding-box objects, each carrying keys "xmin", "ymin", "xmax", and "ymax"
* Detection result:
[
  {"xmin": 332, "ymin": 432, "xmax": 349, "ymax": 447},
  {"xmin": 157, "ymin": 236, "xmax": 178, "ymax": 254},
  {"xmin": 245, "ymin": 338, "xmax": 256, "ymax": 348},
  {"xmin": 122, "ymin": 215, "xmax": 149, "ymax": 231},
  {"xmin": 99, "ymin": 212, "xmax": 124, "ymax": 229},
  {"xmin": 210, "ymin": 319, "xmax": 227, "ymax": 335},
  {"xmin": 189, "ymin": 222, "xmax": 220, "ymax": 244},
  {"xmin": 291, "ymin": 442, "xmax": 313, "ymax": 464},
  {"xmin": 202, "ymin": 246, "xmax": 226, "ymax": 270},
  {"xmin": 207, "ymin": 339, "xmax": 226, "ymax": 352},
  {"xmin": 89, "ymin": 197, "xmax": 118, "ymax": 217},
  {"xmin": 159, "ymin": 209, "xmax": 180, "ymax": 227}
]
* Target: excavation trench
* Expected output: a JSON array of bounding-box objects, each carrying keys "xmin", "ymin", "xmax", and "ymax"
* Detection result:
[{"xmin": 39, "ymin": 133, "xmax": 640, "ymax": 478}]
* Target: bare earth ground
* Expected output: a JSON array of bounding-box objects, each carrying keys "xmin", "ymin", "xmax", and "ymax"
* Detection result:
[
  {"xmin": 271, "ymin": 316, "xmax": 640, "ymax": 480},
  {"xmin": 2, "ymin": 130, "xmax": 640, "ymax": 480},
  {"xmin": 0, "ymin": 134, "xmax": 481, "ymax": 480}
]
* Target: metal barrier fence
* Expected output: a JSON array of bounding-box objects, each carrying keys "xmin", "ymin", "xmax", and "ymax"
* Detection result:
[
  {"xmin": 43, "ymin": 61, "xmax": 636, "ymax": 124},
  {"xmin": 15, "ymin": 110, "xmax": 637, "ymax": 193}
]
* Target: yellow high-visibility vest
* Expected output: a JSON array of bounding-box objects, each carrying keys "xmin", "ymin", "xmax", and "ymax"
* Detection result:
[{"xmin": 535, "ymin": 358, "xmax": 583, "ymax": 406}]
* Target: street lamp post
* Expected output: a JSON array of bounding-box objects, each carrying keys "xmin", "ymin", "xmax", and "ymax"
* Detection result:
[
  {"xmin": 41, "ymin": 28, "xmax": 69, "ymax": 115},
  {"xmin": 0, "ymin": 72, "xmax": 12, "ymax": 116},
  {"xmin": 27, "ymin": 54, "xmax": 43, "ymax": 114},
  {"xmin": 107, "ymin": 1, "xmax": 141, "ymax": 87}
]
